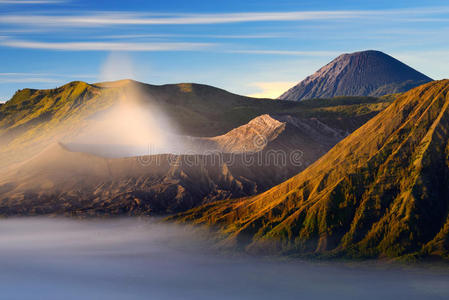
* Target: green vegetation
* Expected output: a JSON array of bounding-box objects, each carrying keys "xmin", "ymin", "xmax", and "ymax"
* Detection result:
[
  {"xmin": 173, "ymin": 80, "xmax": 449, "ymax": 261},
  {"xmin": 0, "ymin": 81, "xmax": 117, "ymax": 167},
  {"xmin": 0, "ymin": 80, "xmax": 392, "ymax": 168}
]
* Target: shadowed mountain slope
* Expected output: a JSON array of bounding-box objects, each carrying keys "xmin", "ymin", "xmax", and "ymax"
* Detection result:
[
  {"xmin": 0, "ymin": 143, "xmax": 278, "ymax": 215},
  {"xmin": 188, "ymin": 114, "xmax": 345, "ymax": 157},
  {"xmin": 0, "ymin": 112, "xmax": 347, "ymax": 216},
  {"xmin": 279, "ymin": 50, "xmax": 432, "ymax": 101},
  {"xmin": 174, "ymin": 80, "xmax": 449, "ymax": 260}
]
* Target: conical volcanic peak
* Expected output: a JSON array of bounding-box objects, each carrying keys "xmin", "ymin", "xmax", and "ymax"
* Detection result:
[
  {"xmin": 279, "ymin": 50, "xmax": 433, "ymax": 101},
  {"xmin": 175, "ymin": 80, "xmax": 449, "ymax": 259}
]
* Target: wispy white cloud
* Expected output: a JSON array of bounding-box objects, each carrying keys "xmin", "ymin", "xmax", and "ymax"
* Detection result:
[
  {"xmin": 0, "ymin": 0, "xmax": 65, "ymax": 4},
  {"xmin": 228, "ymin": 50, "xmax": 340, "ymax": 56},
  {"xmin": 0, "ymin": 72, "xmax": 48, "ymax": 76},
  {"xmin": 0, "ymin": 72, "xmax": 96, "ymax": 78},
  {"xmin": 0, "ymin": 38, "xmax": 340, "ymax": 56},
  {"xmin": 0, "ymin": 72, "xmax": 97, "ymax": 85},
  {"xmin": 99, "ymin": 33, "xmax": 285, "ymax": 39},
  {"xmin": 0, "ymin": 8, "xmax": 448, "ymax": 28},
  {"xmin": 0, "ymin": 39, "xmax": 213, "ymax": 51},
  {"xmin": 0, "ymin": 11, "xmax": 362, "ymax": 27},
  {"xmin": 0, "ymin": 77, "xmax": 61, "ymax": 83}
]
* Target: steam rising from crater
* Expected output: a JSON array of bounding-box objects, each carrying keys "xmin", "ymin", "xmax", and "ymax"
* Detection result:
[
  {"xmin": 71, "ymin": 53, "xmax": 184, "ymax": 156},
  {"xmin": 75, "ymin": 87, "xmax": 172, "ymax": 148},
  {"xmin": 99, "ymin": 52, "xmax": 136, "ymax": 83}
]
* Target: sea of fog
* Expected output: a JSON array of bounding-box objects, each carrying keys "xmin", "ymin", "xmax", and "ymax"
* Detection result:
[{"xmin": 0, "ymin": 218, "xmax": 448, "ymax": 300}]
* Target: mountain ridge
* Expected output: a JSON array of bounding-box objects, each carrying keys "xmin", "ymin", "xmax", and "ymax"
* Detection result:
[
  {"xmin": 0, "ymin": 79, "xmax": 391, "ymax": 169},
  {"xmin": 279, "ymin": 50, "xmax": 432, "ymax": 101},
  {"xmin": 174, "ymin": 79, "xmax": 449, "ymax": 260}
]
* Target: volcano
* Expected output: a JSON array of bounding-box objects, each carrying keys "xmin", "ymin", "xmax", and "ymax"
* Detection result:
[
  {"xmin": 175, "ymin": 80, "xmax": 449, "ymax": 260},
  {"xmin": 279, "ymin": 50, "xmax": 432, "ymax": 101}
]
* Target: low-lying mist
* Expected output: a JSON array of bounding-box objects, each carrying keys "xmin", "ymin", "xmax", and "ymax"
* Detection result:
[{"xmin": 0, "ymin": 218, "xmax": 448, "ymax": 300}]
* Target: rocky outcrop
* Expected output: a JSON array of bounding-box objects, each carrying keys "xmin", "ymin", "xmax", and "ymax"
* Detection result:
[{"xmin": 175, "ymin": 80, "xmax": 449, "ymax": 260}]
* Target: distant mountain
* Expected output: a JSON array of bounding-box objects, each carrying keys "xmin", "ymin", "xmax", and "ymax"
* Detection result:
[
  {"xmin": 175, "ymin": 80, "xmax": 449, "ymax": 260},
  {"xmin": 0, "ymin": 80, "xmax": 391, "ymax": 169},
  {"xmin": 279, "ymin": 50, "xmax": 432, "ymax": 101}
]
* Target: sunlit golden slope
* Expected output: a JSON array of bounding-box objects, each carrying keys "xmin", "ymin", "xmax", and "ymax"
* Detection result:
[
  {"xmin": 0, "ymin": 80, "xmax": 391, "ymax": 168},
  {"xmin": 0, "ymin": 81, "xmax": 125, "ymax": 168},
  {"xmin": 174, "ymin": 80, "xmax": 449, "ymax": 260}
]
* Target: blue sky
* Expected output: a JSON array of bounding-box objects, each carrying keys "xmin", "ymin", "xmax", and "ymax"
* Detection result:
[{"xmin": 1, "ymin": 0, "xmax": 449, "ymax": 101}]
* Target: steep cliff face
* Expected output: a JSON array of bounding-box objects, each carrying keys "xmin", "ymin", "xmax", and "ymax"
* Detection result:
[
  {"xmin": 176, "ymin": 80, "xmax": 449, "ymax": 260},
  {"xmin": 279, "ymin": 50, "xmax": 432, "ymax": 101}
]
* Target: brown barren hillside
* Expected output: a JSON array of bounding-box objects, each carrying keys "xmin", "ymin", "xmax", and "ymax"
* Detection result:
[
  {"xmin": 0, "ymin": 143, "xmax": 301, "ymax": 216},
  {"xmin": 0, "ymin": 112, "xmax": 339, "ymax": 216},
  {"xmin": 174, "ymin": 80, "xmax": 449, "ymax": 260}
]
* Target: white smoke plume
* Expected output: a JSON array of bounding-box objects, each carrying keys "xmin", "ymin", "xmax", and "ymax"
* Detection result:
[{"xmin": 69, "ymin": 52, "xmax": 186, "ymax": 156}]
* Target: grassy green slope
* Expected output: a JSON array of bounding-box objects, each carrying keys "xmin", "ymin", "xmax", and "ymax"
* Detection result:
[
  {"xmin": 173, "ymin": 80, "xmax": 449, "ymax": 261},
  {"xmin": 0, "ymin": 82, "xmax": 116, "ymax": 167}
]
